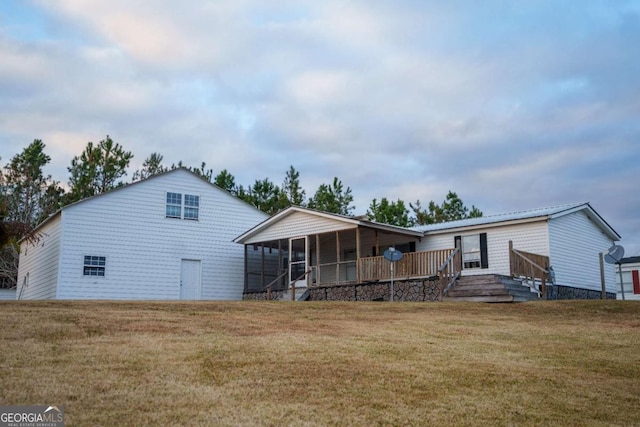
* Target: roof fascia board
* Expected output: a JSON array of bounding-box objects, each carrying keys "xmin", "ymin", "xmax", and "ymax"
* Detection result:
[{"xmin": 234, "ymin": 206, "xmax": 422, "ymax": 243}]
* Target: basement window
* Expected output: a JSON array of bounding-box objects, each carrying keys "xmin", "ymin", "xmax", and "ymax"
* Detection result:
[{"xmin": 84, "ymin": 256, "xmax": 106, "ymax": 277}]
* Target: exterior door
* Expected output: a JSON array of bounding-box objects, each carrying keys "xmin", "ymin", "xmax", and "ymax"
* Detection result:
[
  {"xmin": 289, "ymin": 237, "xmax": 308, "ymax": 288},
  {"xmin": 180, "ymin": 259, "xmax": 201, "ymax": 300}
]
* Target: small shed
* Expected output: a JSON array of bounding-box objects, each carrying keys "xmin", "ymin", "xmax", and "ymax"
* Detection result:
[{"xmin": 617, "ymin": 256, "xmax": 640, "ymax": 300}]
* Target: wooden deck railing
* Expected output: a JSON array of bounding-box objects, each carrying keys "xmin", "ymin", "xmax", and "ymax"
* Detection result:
[
  {"xmin": 509, "ymin": 240, "xmax": 550, "ymax": 298},
  {"xmin": 438, "ymin": 244, "xmax": 461, "ymax": 301},
  {"xmin": 358, "ymin": 249, "xmax": 454, "ymax": 282},
  {"xmin": 265, "ymin": 269, "xmax": 288, "ymax": 301}
]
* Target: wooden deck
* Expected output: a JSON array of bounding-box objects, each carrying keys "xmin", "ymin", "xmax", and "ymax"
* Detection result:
[{"xmin": 358, "ymin": 249, "xmax": 454, "ymax": 282}]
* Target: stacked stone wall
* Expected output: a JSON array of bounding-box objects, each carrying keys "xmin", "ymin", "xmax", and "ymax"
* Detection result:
[
  {"xmin": 308, "ymin": 279, "xmax": 440, "ymax": 302},
  {"xmin": 545, "ymin": 285, "xmax": 616, "ymax": 300},
  {"xmin": 242, "ymin": 290, "xmax": 285, "ymax": 301}
]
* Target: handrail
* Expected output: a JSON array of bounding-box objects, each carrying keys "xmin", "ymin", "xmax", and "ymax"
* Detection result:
[
  {"xmin": 511, "ymin": 248, "xmax": 548, "ymax": 274},
  {"xmin": 509, "ymin": 241, "xmax": 549, "ymax": 298},
  {"xmin": 265, "ymin": 269, "xmax": 288, "ymax": 301},
  {"xmin": 438, "ymin": 247, "xmax": 460, "ymax": 273},
  {"xmin": 438, "ymin": 245, "xmax": 461, "ymax": 301},
  {"xmin": 289, "ymin": 268, "xmax": 312, "ymax": 301}
]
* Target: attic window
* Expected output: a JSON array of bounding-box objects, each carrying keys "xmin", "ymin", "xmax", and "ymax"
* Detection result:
[
  {"xmin": 166, "ymin": 192, "xmax": 199, "ymax": 220},
  {"xmin": 166, "ymin": 192, "xmax": 182, "ymax": 218},
  {"xmin": 84, "ymin": 256, "xmax": 106, "ymax": 277},
  {"xmin": 184, "ymin": 194, "xmax": 200, "ymax": 220}
]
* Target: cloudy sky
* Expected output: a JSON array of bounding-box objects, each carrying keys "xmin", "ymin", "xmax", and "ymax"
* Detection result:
[{"xmin": 1, "ymin": 1, "xmax": 639, "ymax": 255}]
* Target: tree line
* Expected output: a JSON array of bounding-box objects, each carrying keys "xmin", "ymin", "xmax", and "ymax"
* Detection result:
[{"xmin": 0, "ymin": 136, "xmax": 482, "ymax": 288}]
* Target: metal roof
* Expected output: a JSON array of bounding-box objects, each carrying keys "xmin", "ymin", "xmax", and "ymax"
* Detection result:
[
  {"xmin": 411, "ymin": 202, "xmax": 620, "ymax": 240},
  {"xmin": 234, "ymin": 205, "xmax": 423, "ymax": 243}
]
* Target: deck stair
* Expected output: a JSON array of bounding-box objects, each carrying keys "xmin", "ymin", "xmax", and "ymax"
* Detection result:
[
  {"xmin": 278, "ymin": 287, "xmax": 310, "ymax": 301},
  {"xmin": 444, "ymin": 274, "xmax": 541, "ymax": 303}
]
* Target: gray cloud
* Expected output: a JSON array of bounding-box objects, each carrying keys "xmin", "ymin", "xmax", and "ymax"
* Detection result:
[{"xmin": 1, "ymin": 0, "xmax": 639, "ymax": 254}]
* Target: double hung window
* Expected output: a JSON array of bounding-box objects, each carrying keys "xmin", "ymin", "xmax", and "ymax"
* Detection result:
[{"xmin": 166, "ymin": 192, "xmax": 199, "ymax": 220}]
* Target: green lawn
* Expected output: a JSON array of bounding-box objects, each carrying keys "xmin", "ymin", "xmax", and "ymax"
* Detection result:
[{"xmin": 1, "ymin": 300, "xmax": 639, "ymax": 426}]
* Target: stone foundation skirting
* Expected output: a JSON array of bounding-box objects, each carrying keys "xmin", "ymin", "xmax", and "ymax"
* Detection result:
[
  {"xmin": 545, "ymin": 285, "xmax": 616, "ymax": 300},
  {"xmin": 243, "ymin": 290, "xmax": 286, "ymax": 300},
  {"xmin": 308, "ymin": 278, "xmax": 440, "ymax": 302}
]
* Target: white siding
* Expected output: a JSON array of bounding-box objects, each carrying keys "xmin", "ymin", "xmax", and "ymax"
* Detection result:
[
  {"xmin": 617, "ymin": 262, "xmax": 640, "ymax": 301},
  {"xmin": 417, "ymin": 221, "xmax": 549, "ymax": 276},
  {"xmin": 0, "ymin": 289, "xmax": 16, "ymax": 300},
  {"xmin": 17, "ymin": 216, "xmax": 62, "ymax": 300},
  {"xmin": 244, "ymin": 211, "xmax": 356, "ymax": 244},
  {"xmin": 549, "ymin": 210, "xmax": 616, "ymax": 292},
  {"xmin": 56, "ymin": 169, "xmax": 267, "ymax": 300}
]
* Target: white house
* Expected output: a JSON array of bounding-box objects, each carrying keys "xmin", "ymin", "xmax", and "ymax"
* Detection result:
[
  {"xmin": 413, "ymin": 203, "xmax": 621, "ymax": 299},
  {"xmin": 235, "ymin": 203, "xmax": 621, "ymax": 300},
  {"xmin": 17, "ymin": 168, "xmax": 268, "ymax": 300},
  {"xmin": 616, "ymin": 256, "xmax": 640, "ymax": 301}
]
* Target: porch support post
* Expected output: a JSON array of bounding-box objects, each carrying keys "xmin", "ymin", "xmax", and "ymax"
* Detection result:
[
  {"xmin": 278, "ymin": 240, "xmax": 282, "ymax": 289},
  {"xmin": 305, "ymin": 235, "xmax": 310, "ymax": 287},
  {"xmin": 336, "ymin": 231, "xmax": 340, "ymax": 286},
  {"xmin": 261, "ymin": 243, "xmax": 265, "ymax": 288},
  {"xmin": 356, "ymin": 227, "xmax": 361, "ymax": 284},
  {"xmin": 243, "ymin": 244, "xmax": 248, "ymax": 293},
  {"xmin": 375, "ymin": 231, "xmax": 379, "ymax": 257},
  {"xmin": 508, "ymin": 240, "xmax": 514, "ymax": 277},
  {"xmin": 316, "ymin": 234, "xmax": 321, "ymax": 285},
  {"xmin": 599, "ymin": 252, "xmax": 606, "ymax": 300}
]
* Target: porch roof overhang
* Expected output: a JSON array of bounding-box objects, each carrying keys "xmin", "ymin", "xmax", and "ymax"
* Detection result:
[{"xmin": 233, "ymin": 206, "xmax": 423, "ymax": 244}]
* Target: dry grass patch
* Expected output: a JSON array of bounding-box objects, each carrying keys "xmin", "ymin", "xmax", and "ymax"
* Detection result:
[{"xmin": 1, "ymin": 300, "xmax": 639, "ymax": 426}]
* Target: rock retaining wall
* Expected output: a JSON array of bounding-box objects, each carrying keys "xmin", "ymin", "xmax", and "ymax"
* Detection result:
[
  {"xmin": 545, "ymin": 285, "xmax": 616, "ymax": 300},
  {"xmin": 308, "ymin": 279, "xmax": 440, "ymax": 302},
  {"xmin": 242, "ymin": 290, "xmax": 285, "ymax": 301}
]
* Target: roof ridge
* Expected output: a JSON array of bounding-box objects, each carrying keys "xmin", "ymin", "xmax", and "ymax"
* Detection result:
[{"xmin": 482, "ymin": 202, "xmax": 587, "ymax": 219}]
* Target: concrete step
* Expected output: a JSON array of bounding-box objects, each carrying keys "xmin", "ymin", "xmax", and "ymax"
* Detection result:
[{"xmin": 279, "ymin": 287, "xmax": 309, "ymax": 301}]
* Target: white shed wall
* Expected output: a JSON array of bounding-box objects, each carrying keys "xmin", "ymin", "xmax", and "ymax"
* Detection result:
[
  {"xmin": 416, "ymin": 221, "xmax": 549, "ymax": 276},
  {"xmin": 56, "ymin": 169, "xmax": 267, "ymax": 300},
  {"xmin": 617, "ymin": 262, "xmax": 640, "ymax": 301},
  {"xmin": 548, "ymin": 210, "xmax": 616, "ymax": 292},
  {"xmin": 0, "ymin": 289, "xmax": 16, "ymax": 300},
  {"xmin": 17, "ymin": 215, "xmax": 62, "ymax": 300}
]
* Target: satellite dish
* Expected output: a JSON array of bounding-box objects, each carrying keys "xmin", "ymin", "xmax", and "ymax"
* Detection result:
[
  {"xmin": 384, "ymin": 248, "xmax": 403, "ymax": 262},
  {"xmin": 604, "ymin": 245, "xmax": 624, "ymax": 264}
]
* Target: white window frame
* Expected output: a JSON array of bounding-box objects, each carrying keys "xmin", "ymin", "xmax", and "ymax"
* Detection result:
[
  {"xmin": 183, "ymin": 194, "xmax": 200, "ymax": 220},
  {"xmin": 166, "ymin": 192, "xmax": 182, "ymax": 218},
  {"xmin": 462, "ymin": 234, "xmax": 481, "ymax": 269},
  {"xmin": 83, "ymin": 255, "xmax": 106, "ymax": 277},
  {"xmin": 166, "ymin": 192, "xmax": 200, "ymax": 220}
]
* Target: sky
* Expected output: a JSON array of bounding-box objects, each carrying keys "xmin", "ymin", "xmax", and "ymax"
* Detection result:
[{"xmin": 1, "ymin": 0, "xmax": 639, "ymax": 255}]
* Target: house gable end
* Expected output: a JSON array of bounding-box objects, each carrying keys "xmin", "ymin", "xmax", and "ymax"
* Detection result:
[{"xmin": 241, "ymin": 210, "xmax": 356, "ymax": 244}]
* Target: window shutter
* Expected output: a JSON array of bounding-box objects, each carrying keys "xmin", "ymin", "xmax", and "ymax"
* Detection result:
[
  {"xmin": 633, "ymin": 270, "xmax": 640, "ymax": 294},
  {"xmin": 480, "ymin": 233, "xmax": 488, "ymax": 269},
  {"xmin": 454, "ymin": 235, "xmax": 462, "ymax": 269}
]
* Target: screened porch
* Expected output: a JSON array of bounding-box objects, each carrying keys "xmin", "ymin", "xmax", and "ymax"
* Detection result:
[{"xmin": 242, "ymin": 225, "xmax": 452, "ymax": 293}]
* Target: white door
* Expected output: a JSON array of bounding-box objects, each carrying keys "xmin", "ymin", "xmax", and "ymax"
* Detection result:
[
  {"xmin": 180, "ymin": 259, "xmax": 201, "ymax": 300},
  {"xmin": 289, "ymin": 237, "xmax": 308, "ymax": 288}
]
